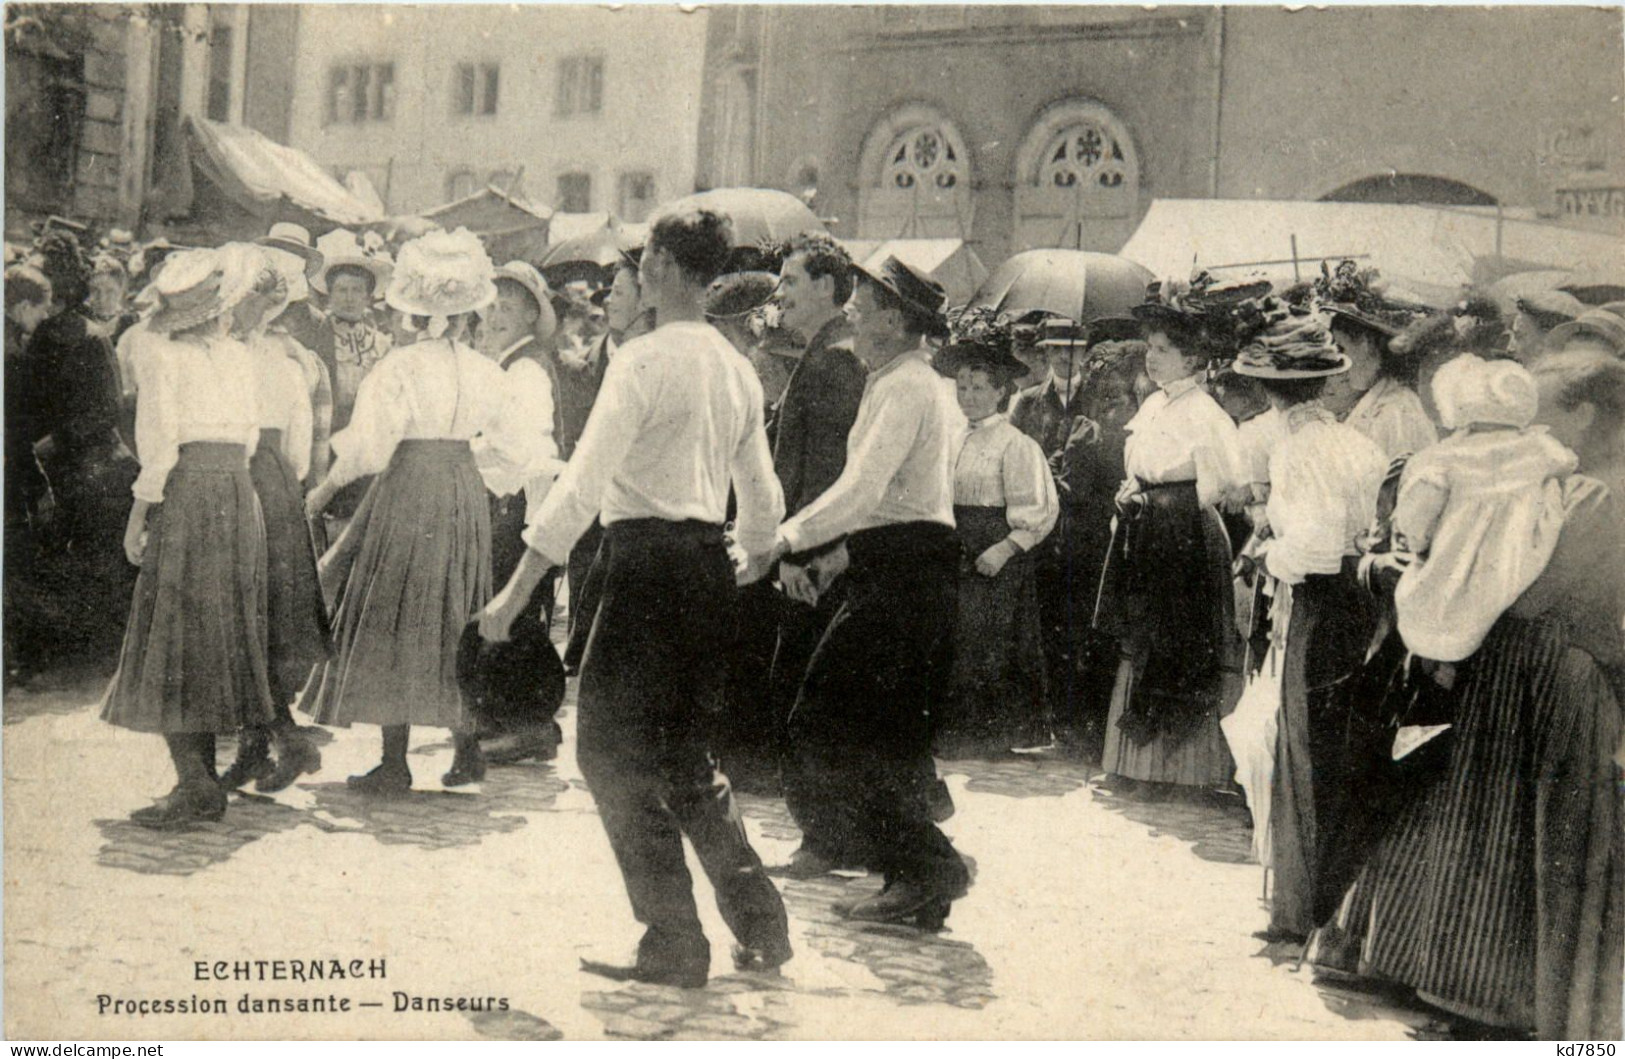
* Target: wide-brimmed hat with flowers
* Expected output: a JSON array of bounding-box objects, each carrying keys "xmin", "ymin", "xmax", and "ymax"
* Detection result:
[
  {"xmin": 1133, "ymin": 271, "xmax": 1273, "ymax": 363},
  {"xmin": 933, "ymin": 306, "xmax": 1026, "ymax": 382},
  {"xmin": 385, "ymin": 227, "xmax": 497, "ymax": 327},
  {"xmin": 1231, "ymin": 296, "xmax": 1351, "ymax": 380},
  {"xmin": 1312, "ymin": 260, "xmax": 1429, "ymax": 339},
  {"xmin": 312, "ymin": 227, "xmax": 393, "ymax": 295},
  {"xmin": 146, "ymin": 247, "xmax": 260, "ymax": 335}
]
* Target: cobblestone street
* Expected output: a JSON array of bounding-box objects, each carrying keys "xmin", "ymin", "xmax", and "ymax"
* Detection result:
[{"xmin": 5, "ymin": 663, "xmax": 1451, "ymax": 1041}]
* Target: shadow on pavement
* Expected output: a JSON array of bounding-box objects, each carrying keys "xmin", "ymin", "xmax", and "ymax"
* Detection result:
[{"xmin": 1090, "ymin": 787, "xmax": 1255, "ymax": 865}]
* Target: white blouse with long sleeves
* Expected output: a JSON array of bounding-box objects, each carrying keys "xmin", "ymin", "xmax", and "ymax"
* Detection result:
[
  {"xmin": 129, "ymin": 333, "xmax": 260, "ymax": 504},
  {"xmin": 953, "ymin": 414, "xmax": 1059, "ymax": 552},
  {"xmin": 473, "ymin": 337, "xmax": 564, "ymax": 503},
  {"xmin": 326, "ymin": 337, "xmax": 523, "ymax": 491},
  {"xmin": 1122, "ymin": 376, "xmax": 1245, "ymax": 508},
  {"xmin": 1262, "ymin": 404, "xmax": 1388, "ymax": 585},
  {"xmin": 1344, "ymin": 376, "xmax": 1438, "ymax": 461},
  {"xmin": 1391, "ymin": 427, "xmax": 1578, "ymax": 662},
  {"xmin": 248, "ymin": 335, "xmax": 315, "ymax": 482}
]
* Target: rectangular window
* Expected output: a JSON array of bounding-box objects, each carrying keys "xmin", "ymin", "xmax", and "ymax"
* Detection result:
[
  {"xmin": 617, "ymin": 172, "xmax": 656, "ymax": 223},
  {"xmin": 454, "ymin": 62, "xmax": 499, "ymax": 117},
  {"xmin": 557, "ymin": 172, "xmax": 592, "ymax": 213},
  {"xmin": 327, "ymin": 61, "xmax": 395, "ymax": 124},
  {"xmin": 555, "ymin": 54, "xmax": 604, "ymax": 117}
]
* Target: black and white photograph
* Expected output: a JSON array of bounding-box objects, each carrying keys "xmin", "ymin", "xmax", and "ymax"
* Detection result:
[{"xmin": 2, "ymin": 1, "xmax": 1622, "ymax": 1043}]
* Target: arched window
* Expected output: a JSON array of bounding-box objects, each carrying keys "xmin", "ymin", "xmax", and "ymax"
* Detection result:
[
  {"xmin": 857, "ymin": 105, "xmax": 974, "ymax": 239},
  {"xmin": 1012, "ymin": 99, "xmax": 1141, "ymax": 253}
]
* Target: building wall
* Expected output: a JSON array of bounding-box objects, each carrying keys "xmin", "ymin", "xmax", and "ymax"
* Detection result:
[
  {"xmin": 242, "ymin": 4, "xmax": 299, "ymax": 143},
  {"xmin": 700, "ymin": 5, "xmax": 1625, "ymax": 264},
  {"xmin": 281, "ymin": 4, "xmax": 708, "ymax": 216},
  {"xmin": 1215, "ymin": 6, "xmax": 1625, "ymax": 208}
]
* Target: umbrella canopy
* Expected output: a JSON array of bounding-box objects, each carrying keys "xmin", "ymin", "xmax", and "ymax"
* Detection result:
[
  {"xmin": 1489, "ymin": 267, "xmax": 1625, "ymax": 308},
  {"xmin": 538, "ymin": 219, "xmax": 640, "ymax": 285},
  {"xmin": 653, "ymin": 188, "xmax": 824, "ymax": 246},
  {"xmin": 969, "ymin": 249, "xmax": 1153, "ymax": 324}
]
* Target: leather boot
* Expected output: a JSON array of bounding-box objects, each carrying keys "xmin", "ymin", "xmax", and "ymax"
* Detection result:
[{"xmin": 442, "ymin": 732, "xmax": 487, "ymax": 787}]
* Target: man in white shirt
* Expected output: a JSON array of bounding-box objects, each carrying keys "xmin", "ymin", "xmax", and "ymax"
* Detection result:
[
  {"xmin": 480, "ymin": 210, "xmax": 791, "ymax": 988},
  {"xmin": 753, "ymin": 257, "xmax": 971, "ymax": 927}
]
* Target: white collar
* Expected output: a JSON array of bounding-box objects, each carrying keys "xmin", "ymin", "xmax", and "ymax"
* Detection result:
[{"xmin": 497, "ymin": 335, "xmax": 535, "ymax": 366}]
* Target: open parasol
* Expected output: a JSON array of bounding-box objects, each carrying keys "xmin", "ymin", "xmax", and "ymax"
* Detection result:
[
  {"xmin": 969, "ymin": 249, "xmax": 1153, "ymax": 325},
  {"xmin": 652, "ymin": 187, "xmax": 824, "ymax": 247},
  {"xmin": 537, "ymin": 222, "xmax": 640, "ymax": 285}
]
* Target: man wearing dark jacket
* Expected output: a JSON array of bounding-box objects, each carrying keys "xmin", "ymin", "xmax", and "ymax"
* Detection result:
[{"xmin": 762, "ymin": 233, "xmax": 869, "ymax": 873}]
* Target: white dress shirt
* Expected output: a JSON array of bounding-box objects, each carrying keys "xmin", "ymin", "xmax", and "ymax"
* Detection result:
[
  {"xmin": 778, "ymin": 347, "xmax": 959, "ymax": 554},
  {"xmin": 953, "ymin": 413, "xmax": 1059, "ymax": 552},
  {"xmin": 1262, "ymin": 404, "xmax": 1387, "ymax": 585},
  {"xmin": 1122, "ymin": 375, "xmax": 1245, "ymax": 508},
  {"xmin": 130, "ymin": 334, "xmax": 260, "ymax": 503},
  {"xmin": 523, "ymin": 320, "xmax": 784, "ymax": 564},
  {"xmin": 248, "ymin": 335, "xmax": 315, "ymax": 482}
]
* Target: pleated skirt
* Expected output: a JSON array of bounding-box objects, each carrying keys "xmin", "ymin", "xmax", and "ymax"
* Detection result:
[
  {"xmin": 250, "ymin": 429, "xmax": 331, "ymax": 709},
  {"xmin": 101, "ymin": 442, "xmax": 276, "ymax": 734},
  {"xmin": 1310, "ymin": 616, "xmax": 1624, "ymax": 1040},
  {"xmin": 303, "ymin": 440, "xmax": 490, "ymax": 729}
]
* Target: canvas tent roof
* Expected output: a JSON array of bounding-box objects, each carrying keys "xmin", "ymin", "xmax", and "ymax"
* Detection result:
[
  {"xmin": 183, "ymin": 117, "xmax": 383, "ymax": 233},
  {"xmin": 842, "ymin": 238, "xmax": 989, "ymax": 307},
  {"xmin": 1119, "ymin": 199, "xmax": 1625, "ymax": 308},
  {"xmin": 421, "ymin": 185, "xmax": 553, "ymax": 237}
]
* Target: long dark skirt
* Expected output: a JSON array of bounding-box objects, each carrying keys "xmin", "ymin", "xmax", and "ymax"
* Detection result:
[
  {"xmin": 249, "ymin": 429, "xmax": 331, "ymax": 711},
  {"xmin": 304, "ymin": 439, "xmax": 490, "ymax": 729},
  {"xmin": 940, "ymin": 504, "xmax": 1048, "ymax": 752},
  {"xmin": 785, "ymin": 522, "xmax": 967, "ymax": 889},
  {"xmin": 1310, "ymin": 616, "xmax": 1624, "ymax": 1039},
  {"xmin": 1266, "ymin": 565, "xmax": 1381, "ymax": 937},
  {"xmin": 101, "ymin": 442, "xmax": 275, "ymax": 734},
  {"xmin": 1100, "ymin": 483, "xmax": 1239, "ymax": 785}
]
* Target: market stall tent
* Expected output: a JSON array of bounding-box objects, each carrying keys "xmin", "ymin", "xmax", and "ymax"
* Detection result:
[
  {"xmin": 421, "ymin": 185, "xmax": 554, "ymax": 263},
  {"xmin": 173, "ymin": 116, "xmax": 384, "ymax": 241},
  {"xmin": 1120, "ymin": 199, "xmax": 1625, "ymax": 308}
]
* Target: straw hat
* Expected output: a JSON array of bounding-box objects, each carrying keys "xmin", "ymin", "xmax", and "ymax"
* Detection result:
[
  {"xmin": 851, "ymin": 256, "xmax": 948, "ymax": 339},
  {"xmin": 704, "ymin": 271, "xmax": 779, "ymax": 320},
  {"xmin": 146, "ymin": 248, "xmax": 234, "ymax": 335},
  {"xmin": 257, "ymin": 222, "xmax": 324, "ymax": 281},
  {"xmin": 1547, "ymin": 305, "xmax": 1625, "ymax": 357},
  {"xmin": 492, "ymin": 259, "xmax": 558, "ymax": 344},
  {"xmin": 312, "ymin": 228, "xmax": 392, "ymax": 295},
  {"xmin": 385, "ymin": 227, "xmax": 497, "ymax": 321}
]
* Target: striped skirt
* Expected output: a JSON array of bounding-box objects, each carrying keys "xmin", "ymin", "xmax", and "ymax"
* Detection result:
[
  {"xmin": 250, "ymin": 429, "xmax": 331, "ymax": 710},
  {"xmin": 302, "ymin": 440, "xmax": 491, "ymax": 729},
  {"xmin": 1309, "ymin": 616, "xmax": 1624, "ymax": 1039},
  {"xmin": 101, "ymin": 442, "xmax": 276, "ymax": 734}
]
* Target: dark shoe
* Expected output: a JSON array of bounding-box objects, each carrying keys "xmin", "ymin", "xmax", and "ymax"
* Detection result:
[
  {"xmin": 843, "ymin": 878, "xmax": 963, "ymax": 927},
  {"xmin": 130, "ymin": 783, "xmax": 228, "ymax": 830},
  {"xmin": 926, "ymin": 778, "xmax": 955, "ymax": 823},
  {"xmin": 442, "ymin": 735, "xmax": 487, "ymax": 787},
  {"xmin": 347, "ymin": 763, "xmax": 412, "ymax": 796},
  {"xmin": 767, "ymin": 847, "xmax": 839, "ymax": 879},
  {"xmin": 731, "ymin": 938, "xmax": 793, "ymax": 973},
  {"xmin": 579, "ymin": 958, "xmax": 707, "ymax": 990},
  {"xmin": 218, "ymin": 736, "xmax": 273, "ymax": 790},
  {"xmin": 479, "ymin": 725, "xmax": 560, "ymax": 766},
  {"xmin": 255, "ymin": 732, "xmax": 323, "ymax": 794}
]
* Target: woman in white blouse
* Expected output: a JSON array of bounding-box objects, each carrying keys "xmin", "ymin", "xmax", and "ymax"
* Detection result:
[
  {"xmin": 935, "ymin": 328, "xmax": 1060, "ymax": 755},
  {"xmin": 1097, "ymin": 291, "xmax": 1247, "ymax": 794},
  {"xmin": 1229, "ymin": 301, "xmax": 1388, "ymax": 943},
  {"xmin": 215, "ymin": 245, "xmax": 329, "ymax": 795},
  {"xmin": 1323, "ymin": 300, "xmax": 1438, "ymax": 461},
  {"xmin": 301, "ymin": 230, "xmax": 529, "ymax": 794},
  {"xmin": 100, "ymin": 248, "xmax": 277, "ymax": 829}
]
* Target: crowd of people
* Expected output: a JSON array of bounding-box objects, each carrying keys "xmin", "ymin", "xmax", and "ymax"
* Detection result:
[{"xmin": 3, "ymin": 205, "xmax": 1622, "ymax": 1036}]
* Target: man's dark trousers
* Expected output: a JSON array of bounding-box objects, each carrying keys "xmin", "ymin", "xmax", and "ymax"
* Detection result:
[
  {"xmin": 575, "ymin": 519, "xmax": 789, "ymax": 973},
  {"xmin": 784, "ymin": 522, "xmax": 969, "ymax": 891}
]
